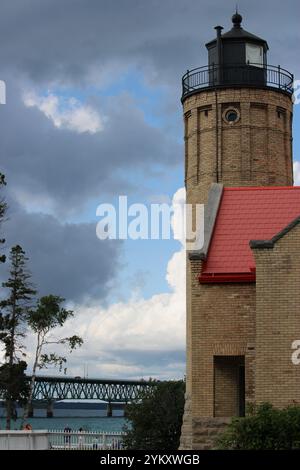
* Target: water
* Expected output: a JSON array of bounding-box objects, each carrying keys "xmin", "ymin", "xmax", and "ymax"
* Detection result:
[{"xmin": 0, "ymin": 416, "xmax": 126, "ymax": 432}]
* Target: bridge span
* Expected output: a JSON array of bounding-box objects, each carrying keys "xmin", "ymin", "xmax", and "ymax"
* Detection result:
[
  {"xmin": 0, "ymin": 375, "xmax": 158, "ymax": 417},
  {"xmin": 30, "ymin": 375, "xmax": 156, "ymax": 403}
]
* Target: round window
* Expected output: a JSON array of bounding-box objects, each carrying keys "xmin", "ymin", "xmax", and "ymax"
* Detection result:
[{"xmin": 225, "ymin": 110, "xmax": 239, "ymax": 123}]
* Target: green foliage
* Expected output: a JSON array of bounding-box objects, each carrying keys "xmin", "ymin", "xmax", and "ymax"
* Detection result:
[
  {"xmin": 28, "ymin": 295, "xmax": 74, "ymax": 332},
  {"xmin": 21, "ymin": 296, "xmax": 83, "ymax": 427},
  {"xmin": 122, "ymin": 380, "xmax": 185, "ymax": 450},
  {"xmin": 0, "ymin": 245, "xmax": 36, "ymax": 428},
  {"xmin": 0, "ymin": 245, "xmax": 36, "ymax": 360},
  {"xmin": 217, "ymin": 403, "xmax": 300, "ymax": 450},
  {"xmin": 0, "ymin": 361, "xmax": 30, "ymax": 405},
  {"xmin": 38, "ymin": 353, "xmax": 66, "ymax": 371},
  {"xmin": 28, "ymin": 295, "xmax": 83, "ymax": 371}
]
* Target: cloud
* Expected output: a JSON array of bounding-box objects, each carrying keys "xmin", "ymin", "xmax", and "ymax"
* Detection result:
[
  {"xmin": 23, "ymin": 91, "xmax": 105, "ymax": 134},
  {"xmin": 1, "ymin": 0, "xmax": 298, "ymax": 381},
  {"xmin": 24, "ymin": 188, "xmax": 186, "ymax": 380},
  {"xmin": 1, "ymin": 201, "xmax": 122, "ymax": 304},
  {"xmin": 294, "ymin": 161, "xmax": 300, "ymax": 185},
  {"xmin": 0, "ymin": 1, "xmax": 297, "ymax": 217},
  {"xmin": 0, "ymin": 82, "xmax": 180, "ymax": 216},
  {"xmin": 0, "ymin": 0, "xmax": 298, "ymax": 89}
]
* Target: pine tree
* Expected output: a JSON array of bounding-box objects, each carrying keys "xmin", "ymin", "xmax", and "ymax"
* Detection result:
[
  {"xmin": 0, "ymin": 245, "xmax": 36, "ymax": 429},
  {"xmin": 0, "ymin": 172, "xmax": 7, "ymax": 263}
]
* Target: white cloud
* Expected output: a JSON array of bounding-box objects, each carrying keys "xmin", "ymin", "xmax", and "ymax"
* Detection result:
[
  {"xmin": 12, "ymin": 187, "xmax": 56, "ymax": 215},
  {"xmin": 24, "ymin": 188, "xmax": 186, "ymax": 381},
  {"xmin": 294, "ymin": 161, "xmax": 300, "ymax": 185},
  {"xmin": 23, "ymin": 91, "xmax": 105, "ymax": 134}
]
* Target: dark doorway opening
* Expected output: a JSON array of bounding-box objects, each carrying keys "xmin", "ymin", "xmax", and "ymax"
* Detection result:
[
  {"xmin": 238, "ymin": 363, "xmax": 245, "ymax": 417},
  {"xmin": 214, "ymin": 355, "xmax": 245, "ymax": 417}
]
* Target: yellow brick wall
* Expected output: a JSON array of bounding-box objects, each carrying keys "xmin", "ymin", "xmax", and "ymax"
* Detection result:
[
  {"xmin": 188, "ymin": 259, "xmax": 256, "ymax": 418},
  {"xmin": 181, "ymin": 86, "xmax": 294, "ymax": 449},
  {"xmin": 184, "ymin": 88, "xmax": 293, "ymax": 205},
  {"xmin": 253, "ymin": 224, "xmax": 300, "ymax": 407}
]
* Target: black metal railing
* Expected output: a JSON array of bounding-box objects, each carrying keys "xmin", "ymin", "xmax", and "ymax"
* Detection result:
[{"xmin": 182, "ymin": 64, "xmax": 294, "ymax": 99}]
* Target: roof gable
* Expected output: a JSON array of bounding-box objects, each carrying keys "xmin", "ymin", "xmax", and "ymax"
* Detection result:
[
  {"xmin": 200, "ymin": 186, "xmax": 300, "ymax": 283},
  {"xmin": 250, "ymin": 215, "xmax": 300, "ymax": 249}
]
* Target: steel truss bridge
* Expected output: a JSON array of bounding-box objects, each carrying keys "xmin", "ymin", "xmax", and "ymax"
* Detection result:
[{"xmin": 26, "ymin": 376, "xmax": 157, "ymax": 403}]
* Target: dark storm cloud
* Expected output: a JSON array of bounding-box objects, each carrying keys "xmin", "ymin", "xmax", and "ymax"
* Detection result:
[
  {"xmin": 0, "ymin": 82, "xmax": 180, "ymax": 214},
  {"xmin": 0, "ymin": 0, "xmax": 298, "ymax": 87},
  {"xmin": 0, "ymin": 200, "xmax": 122, "ymax": 303},
  {"xmin": 0, "ymin": 0, "xmax": 298, "ymax": 215},
  {"xmin": 0, "ymin": 0, "xmax": 299, "ymax": 305}
]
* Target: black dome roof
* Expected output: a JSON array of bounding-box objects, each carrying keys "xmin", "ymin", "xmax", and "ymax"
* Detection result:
[{"xmin": 206, "ymin": 13, "xmax": 269, "ymax": 50}]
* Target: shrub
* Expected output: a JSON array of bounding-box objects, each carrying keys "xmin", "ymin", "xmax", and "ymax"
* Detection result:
[
  {"xmin": 122, "ymin": 380, "xmax": 185, "ymax": 450},
  {"xmin": 217, "ymin": 403, "xmax": 300, "ymax": 450}
]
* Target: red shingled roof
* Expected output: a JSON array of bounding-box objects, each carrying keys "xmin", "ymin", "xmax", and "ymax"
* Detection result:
[{"xmin": 200, "ymin": 186, "xmax": 300, "ymax": 283}]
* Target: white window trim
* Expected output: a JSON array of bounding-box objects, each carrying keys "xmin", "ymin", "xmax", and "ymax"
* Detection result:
[{"xmin": 246, "ymin": 43, "xmax": 264, "ymax": 68}]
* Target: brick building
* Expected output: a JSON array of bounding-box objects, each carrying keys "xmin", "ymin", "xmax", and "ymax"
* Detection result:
[{"xmin": 180, "ymin": 13, "xmax": 299, "ymax": 449}]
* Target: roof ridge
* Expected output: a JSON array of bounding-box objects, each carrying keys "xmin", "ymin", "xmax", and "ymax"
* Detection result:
[
  {"xmin": 224, "ymin": 186, "xmax": 300, "ymax": 191},
  {"xmin": 250, "ymin": 215, "xmax": 300, "ymax": 250}
]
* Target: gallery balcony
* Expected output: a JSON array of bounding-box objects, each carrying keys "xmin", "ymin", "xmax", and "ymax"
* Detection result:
[{"xmin": 182, "ymin": 63, "xmax": 294, "ymax": 101}]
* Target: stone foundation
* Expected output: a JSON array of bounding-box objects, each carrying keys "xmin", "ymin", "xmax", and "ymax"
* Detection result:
[
  {"xmin": 179, "ymin": 394, "xmax": 193, "ymax": 450},
  {"xmin": 180, "ymin": 403, "xmax": 230, "ymax": 450},
  {"xmin": 192, "ymin": 417, "xmax": 230, "ymax": 450}
]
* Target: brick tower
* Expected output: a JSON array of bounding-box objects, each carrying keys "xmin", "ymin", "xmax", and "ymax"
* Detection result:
[
  {"xmin": 181, "ymin": 12, "xmax": 295, "ymax": 449},
  {"xmin": 184, "ymin": 12, "xmax": 293, "ymax": 207}
]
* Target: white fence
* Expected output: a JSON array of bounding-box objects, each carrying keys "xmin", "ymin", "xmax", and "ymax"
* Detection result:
[
  {"xmin": 0, "ymin": 430, "xmax": 49, "ymax": 450},
  {"xmin": 48, "ymin": 430, "xmax": 124, "ymax": 450},
  {"xmin": 0, "ymin": 430, "xmax": 124, "ymax": 450}
]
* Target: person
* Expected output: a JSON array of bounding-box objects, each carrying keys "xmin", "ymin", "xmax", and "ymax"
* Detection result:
[
  {"xmin": 23, "ymin": 423, "xmax": 32, "ymax": 431},
  {"xmin": 64, "ymin": 425, "xmax": 72, "ymax": 445},
  {"xmin": 92, "ymin": 436, "xmax": 99, "ymax": 450},
  {"xmin": 78, "ymin": 427, "xmax": 84, "ymax": 449}
]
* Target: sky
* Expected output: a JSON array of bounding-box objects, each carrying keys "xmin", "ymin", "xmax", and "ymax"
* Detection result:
[{"xmin": 0, "ymin": 0, "xmax": 299, "ymax": 381}]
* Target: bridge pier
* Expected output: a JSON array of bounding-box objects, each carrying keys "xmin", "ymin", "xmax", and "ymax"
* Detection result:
[
  {"xmin": 46, "ymin": 401, "xmax": 54, "ymax": 418},
  {"xmin": 106, "ymin": 402, "xmax": 113, "ymax": 417},
  {"xmin": 28, "ymin": 402, "xmax": 34, "ymax": 418}
]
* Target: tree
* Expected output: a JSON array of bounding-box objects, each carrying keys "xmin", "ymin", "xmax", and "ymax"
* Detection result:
[
  {"xmin": 21, "ymin": 295, "xmax": 83, "ymax": 427},
  {"xmin": 0, "ymin": 361, "xmax": 30, "ymax": 420},
  {"xmin": 0, "ymin": 245, "xmax": 36, "ymax": 429},
  {"xmin": 0, "ymin": 172, "xmax": 7, "ymax": 263},
  {"xmin": 216, "ymin": 403, "xmax": 300, "ymax": 450},
  {"xmin": 123, "ymin": 380, "xmax": 185, "ymax": 450}
]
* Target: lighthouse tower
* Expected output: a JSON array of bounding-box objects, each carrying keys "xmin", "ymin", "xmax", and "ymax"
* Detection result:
[
  {"xmin": 183, "ymin": 11, "xmax": 293, "ymax": 207},
  {"xmin": 181, "ymin": 13, "xmax": 296, "ymax": 449}
]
